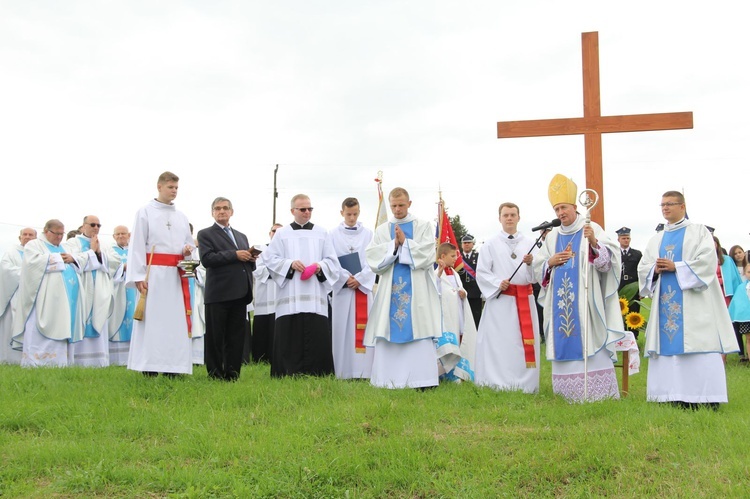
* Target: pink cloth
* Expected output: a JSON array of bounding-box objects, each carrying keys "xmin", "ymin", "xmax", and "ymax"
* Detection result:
[{"xmin": 300, "ymin": 264, "xmax": 318, "ymax": 281}]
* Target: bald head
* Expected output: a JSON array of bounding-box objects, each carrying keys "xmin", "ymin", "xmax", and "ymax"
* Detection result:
[
  {"xmin": 82, "ymin": 215, "xmax": 101, "ymax": 238},
  {"xmin": 113, "ymin": 225, "xmax": 130, "ymax": 248},
  {"xmin": 19, "ymin": 227, "xmax": 37, "ymax": 246}
]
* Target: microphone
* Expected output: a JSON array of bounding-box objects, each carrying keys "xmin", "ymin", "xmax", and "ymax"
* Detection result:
[{"xmin": 531, "ymin": 219, "xmax": 562, "ymax": 232}]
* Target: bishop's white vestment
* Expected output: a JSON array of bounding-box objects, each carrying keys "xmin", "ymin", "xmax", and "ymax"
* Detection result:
[{"xmin": 533, "ymin": 215, "xmax": 625, "ymax": 403}]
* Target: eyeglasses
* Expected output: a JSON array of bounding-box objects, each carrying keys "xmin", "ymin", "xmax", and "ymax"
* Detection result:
[
  {"xmin": 659, "ymin": 202, "xmax": 682, "ymax": 207},
  {"xmin": 294, "ymin": 207, "xmax": 314, "ymax": 213},
  {"xmin": 88, "ymin": 223, "xmax": 102, "ymax": 228},
  {"xmin": 46, "ymin": 230, "xmax": 65, "ymax": 237},
  {"xmin": 212, "ymin": 206, "xmax": 232, "ymax": 211}
]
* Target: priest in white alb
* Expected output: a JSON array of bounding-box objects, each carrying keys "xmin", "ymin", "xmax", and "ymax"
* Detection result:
[
  {"xmin": 127, "ymin": 171, "xmax": 195, "ymax": 376},
  {"xmin": 365, "ymin": 187, "xmax": 441, "ymax": 389},
  {"xmin": 476, "ymin": 202, "xmax": 540, "ymax": 393},
  {"xmin": 105, "ymin": 225, "xmax": 136, "ymax": 366},
  {"xmin": 64, "ymin": 215, "xmax": 113, "ymax": 367},
  {"xmin": 329, "ymin": 197, "xmax": 376, "ymax": 379},
  {"xmin": 638, "ymin": 190, "xmax": 738, "ymax": 408},
  {"xmin": 264, "ymin": 194, "xmax": 338, "ymax": 377},
  {"xmin": 533, "ymin": 174, "xmax": 625, "ymax": 403},
  {"xmin": 0, "ymin": 227, "xmax": 36, "ymax": 364},
  {"xmin": 11, "ymin": 220, "xmax": 85, "ymax": 367}
]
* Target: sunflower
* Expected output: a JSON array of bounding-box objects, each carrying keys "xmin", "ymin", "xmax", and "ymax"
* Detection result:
[
  {"xmin": 619, "ymin": 297, "xmax": 630, "ymax": 316},
  {"xmin": 625, "ymin": 311, "xmax": 645, "ymax": 330}
]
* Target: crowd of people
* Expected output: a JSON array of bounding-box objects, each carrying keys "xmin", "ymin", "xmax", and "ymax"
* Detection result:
[{"xmin": 0, "ymin": 171, "xmax": 742, "ymax": 407}]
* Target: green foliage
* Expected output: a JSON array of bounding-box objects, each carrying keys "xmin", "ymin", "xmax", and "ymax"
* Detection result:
[
  {"xmin": 449, "ymin": 214, "xmax": 468, "ymax": 242},
  {"xmin": 1, "ymin": 358, "xmax": 749, "ymax": 497}
]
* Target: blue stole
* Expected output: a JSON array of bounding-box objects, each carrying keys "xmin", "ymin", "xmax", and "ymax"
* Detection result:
[
  {"xmin": 77, "ymin": 237, "xmax": 99, "ymax": 338},
  {"xmin": 552, "ymin": 230, "xmax": 584, "ymax": 360},
  {"xmin": 113, "ymin": 246, "xmax": 135, "ymax": 342},
  {"xmin": 658, "ymin": 228, "xmax": 686, "ymax": 355},
  {"xmin": 45, "ymin": 242, "xmax": 80, "ymax": 338},
  {"xmin": 388, "ymin": 221, "xmax": 415, "ymax": 343}
]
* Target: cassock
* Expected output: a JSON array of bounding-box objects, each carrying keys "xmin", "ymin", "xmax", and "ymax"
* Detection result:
[
  {"xmin": 435, "ymin": 267, "xmax": 477, "ymax": 382},
  {"xmin": 364, "ymin": 214, "xmax": 441, "ymax": 389},
  {"xmin": 126, "ymin": 199, "xmax": 194, "ymax": 375},
  {"xmin": 105, "ymin": 243, "xmax": 136, "ymax": 366},
  {"xmin": 11, "ymin": 237, "xmax": 86, "ymax": 367},
  {"xmin": 251, "ymin": 248, "xmax": 278, "ymax": 363},
  {"xmin": 329, "ymin": 221, "xmax": 376, "ymax": 379},
  {"xmin": 475, "ymin": 231, "xmax": 540, "ymax": 392},
  {"xmin": 64, "ymin": 235, "xmax": 113, "ymax": 367},
  {"xmin": 533, "ymin": 216, "xmax": 625, "ymax": 403},
  {"xmin": 638, "ymin": 220, "xmax": 738, "ymax": 403},
  {"xmin": 0, "ymin": 245, "xmax": 24, "ymax": 364},
  {"xmin": 264, "ymin": 222, "xmax": 339, "ymax": 377}
]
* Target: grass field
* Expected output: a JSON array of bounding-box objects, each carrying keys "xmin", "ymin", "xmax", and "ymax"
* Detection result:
[{"xmin": 1, "ymin": 350, "xmax": 749, "ymax": 498}]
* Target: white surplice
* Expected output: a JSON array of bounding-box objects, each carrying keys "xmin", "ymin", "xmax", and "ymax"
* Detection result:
[
  {"xmin": 329, "ymin": 222, "xmax": 375, "ymax": 379},
  {"xmin": 475, "ymin": 231, "xmax": 540, "ymax": 392},
  {"xmin": 435, "ymin": 267, "xmax": 478, "ymax": 382},
  {"xmin": 365, "ymin": 214, "xmax": 440, "ymax": 389},
  {"xmin": 0, "ymin": 245, "xmax": 24, "ymax": 364},
  {"xmin": 126, "ymin": 199, "xmax": 194, "ymax": 374},
  {"xmin": 638, "ymin": 220, "xmax": 738, "ymax": 403}
]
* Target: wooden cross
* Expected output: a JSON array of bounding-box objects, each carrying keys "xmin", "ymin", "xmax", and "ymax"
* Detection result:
[{"xmin": 497, "ymin": 31, "xmax": 693, "ymax": 227}]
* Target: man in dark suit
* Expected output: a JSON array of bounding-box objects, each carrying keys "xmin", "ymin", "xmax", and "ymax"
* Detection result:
[
  {"xmin": 197, "ymin": 197, "xmax": 256, "ymax": 381},
  {"xmin": 616, "ymin": 226, "xmax": 643, "ymax": 338},
  {"xmin": 458, "ymin": 234, "xmax": 482, "ymax": 328}
]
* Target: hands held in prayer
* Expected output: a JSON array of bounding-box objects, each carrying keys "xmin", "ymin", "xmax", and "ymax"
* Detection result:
[
  {"xmin": 394, "ymin": 224, "xmax": 406, "ymax": 247},
  {"xmin": 182, "ymin": 245, "xmax": 193, "ymax": 257},
  {"xmin": 346, "ymin": 275, "xmax": 361, "ymax": 289},
  {"xmin": 90, "ymin": 235, "xmax": 100, "ymax": 254},
  {"xmin": 549, "ymin": 243, "xmax": 573, "ymax": 268},
  {"xmin": 655, "ymin": 258, "xmax": 675, "ymax": 274},
  {"xmin": 236, "ymin": 249, "xmax": 256, "ymax": 262},
  {"xmin": 583, "ymin": 224, "xmax": 598, "ymax": 248}
]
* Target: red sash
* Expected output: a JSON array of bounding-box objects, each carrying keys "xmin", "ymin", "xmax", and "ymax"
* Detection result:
[
  {"xmin": 150, "ymin": 253, "xmax": 192, "ymax": 337},
  {"xmin": 355, "ymin": 289, "xmax": 368, "ymax": 353},
  {"xmin": 501, "ymin": 283, "xmax": 535, "ymax": 368}
]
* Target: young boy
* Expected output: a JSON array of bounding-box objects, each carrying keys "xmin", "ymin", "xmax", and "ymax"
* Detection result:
[
  {"xmin": 329, "ymin": 198, "xmax": 375, "ymax": 379},
  {"xmin": 435, "ymin": 242, "xmax": 477, "ymax": 381}
]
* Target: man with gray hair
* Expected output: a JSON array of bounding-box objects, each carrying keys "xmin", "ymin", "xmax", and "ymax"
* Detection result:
[
  {"xmin": 197, "ymin": 197, "xmax": 256, "ymax": 381},
  {"xmin": 264, "ymin": 194, "xmax": 339, "ymax": 377}
]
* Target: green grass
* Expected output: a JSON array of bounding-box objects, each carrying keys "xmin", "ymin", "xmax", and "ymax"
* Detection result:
[{"xmin": 1, "ymin": 349, "xmax": 749, "ymax": 498}]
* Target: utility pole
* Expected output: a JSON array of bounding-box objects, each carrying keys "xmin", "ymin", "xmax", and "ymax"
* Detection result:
[{"xmin": 272, "ymin": 164, "xmax": 279, "ymax": 225}]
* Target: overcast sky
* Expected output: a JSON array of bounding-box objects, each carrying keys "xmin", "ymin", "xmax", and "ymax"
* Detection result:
[{"xmin": 1, "ymin": 1, "xmax": 748, "ymax": 256}]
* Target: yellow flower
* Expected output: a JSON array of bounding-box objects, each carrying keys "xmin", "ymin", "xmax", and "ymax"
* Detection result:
[
  {"xmin": 625, "ymin": 311, "xmax": 645, "ymax": 330},
  {"xmin": 619, "ymin": 297, "xmax": 630, "ymax": 316}
]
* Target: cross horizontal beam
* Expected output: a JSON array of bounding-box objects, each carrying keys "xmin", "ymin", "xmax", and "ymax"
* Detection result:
[{"xmin": 497, "ymin": 112, "xmax": 693, "ymax": 138}]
